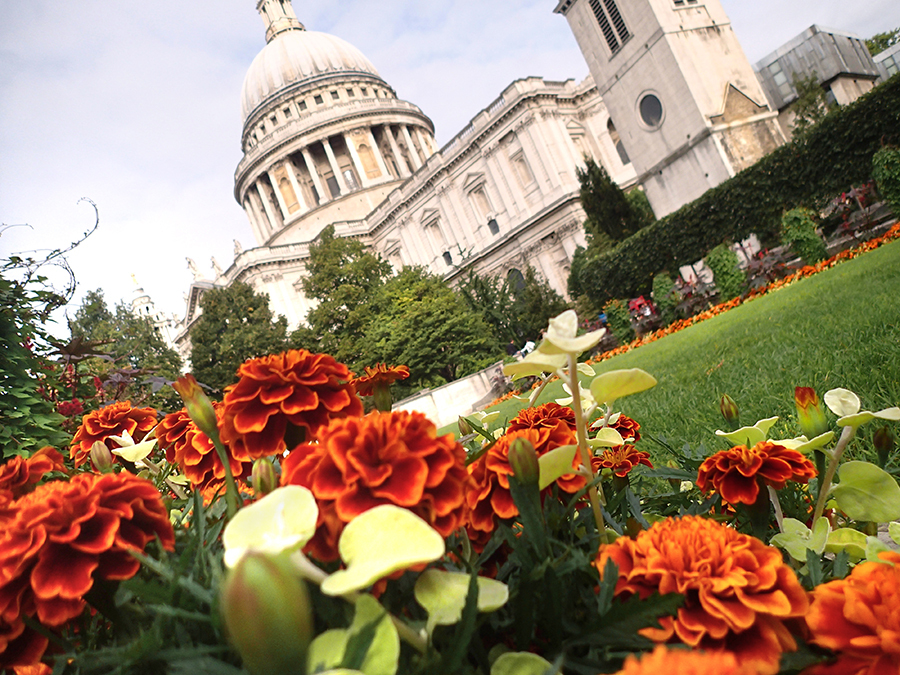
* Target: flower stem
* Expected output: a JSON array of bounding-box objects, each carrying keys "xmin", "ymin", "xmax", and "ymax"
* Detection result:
[
  {"xmin": 767, "ymin": 485, "xmax": 785, "ymax": 533},
  {"xmin": 211, "ymin": 437, "xmax": 242, "ymax": 519},
  {"xmin": 528, "ymin": 373, "xmax": 554, "ymax": 408},
  {"xmin": 567, "ymin": 353, "xmax": 608, "ymax": 544},
  {"xmin": 813, "ymin": 425, "xmax": 856, "ymax": 524}
]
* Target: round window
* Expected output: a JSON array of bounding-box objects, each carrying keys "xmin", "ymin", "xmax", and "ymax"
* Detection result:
[{"xmin": 639, "ymin": 94, "xmax": 663, "ymax": 128}]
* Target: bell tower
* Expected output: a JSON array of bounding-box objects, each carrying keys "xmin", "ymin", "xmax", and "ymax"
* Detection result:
[{"xmin": 555, "ymin": 0, "xmax": 784, "ymax": 217}]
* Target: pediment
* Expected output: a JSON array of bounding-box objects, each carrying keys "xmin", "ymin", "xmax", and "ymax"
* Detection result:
[
  {"xmin": 463, "ymin": 172, "xmax": 486, "ymax": 191},
  {"xmin": 566, "ymin": 120, "xmax": 586, "ymax": 136},
  {"xmin": 419, "ymin": 208, "xmax": 440, "ymax": 225},
  {"xmin": 710, "ymin": 84, "xmax": 768, "ymax": 124}
]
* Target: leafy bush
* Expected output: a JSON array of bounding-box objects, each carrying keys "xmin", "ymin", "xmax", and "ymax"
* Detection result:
[
  {"xmin": 651, "ymin": 272, "xmax": 678, "ymax": 327},
  {"xmin": 781, "ymin": 207, "xmax": 827, "ymax": 264},
  {"xmin": 873, "ymin": 146, "xmax": 900, "ymax": 215},
  {"xmin": 705, "ymin": 245, "xmax": 745, "ymax": 301},
  {"xmin": 602, "ymin": 298, "xmax": 634, "ymax": 344},
  {"xmin": 571, "ymin": 73, "xmax": 900, "ymax": 304}
]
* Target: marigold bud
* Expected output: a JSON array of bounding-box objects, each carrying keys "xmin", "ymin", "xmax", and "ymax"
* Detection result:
[
  {"xmin": 457, "ymin": 416, "xmax": 473, "ymax": 436},
  {"xmin": 719, "ymin": 394, "xmax": 740, "ymax": 431},
  {"xmin": 874, "ymin": 425, "xmax": 894, "ymax": 469},
  {"xmin": 251, "ymin": 458, "xmax": 278, "ymax": 496},
  {"xmin": 220, "ymin": 552, "xmax": 314, "ymax": 675},
  {"xmin": 90, "ymin": 440, "xmax": 114, "ymax": 472},
  {"xmin": 173, "ymin": 374, "xmax": 219, "ymax": 441},
  {"xmin": 508, "ymin": 437, "xmax": 539, "ymax": 486},
  {"xmin": 795, "ymin": 386, "xmax": 829, "ymax": 438}
]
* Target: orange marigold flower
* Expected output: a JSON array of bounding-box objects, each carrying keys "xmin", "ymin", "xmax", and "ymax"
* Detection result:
[
  {"xmin": 281, "ymin": 410, "xmax": 469, "ymax": 562},
  {"xmin": 593, "ymin": 444, "xmax": 653, "ymax": 478},
  {"xmin": 507, "ymin": 402, "xmax": 576, "ymax": 435},
  {"xmin": 220, "ymin": 350, "xmax": 363, "ymax": 460},
  {"xmin": 591, "ymin": 414, "xmax": 641, "ymax": 442},
  {"xmin": 696, "ymin": 441, "xmax": 816, "ymax": 505},
  {"xmin": 0, "ymin": 448, "xmax": 66, "ymax": 499},
  {"xmin": 615, "ymin": 645, "xmax": 754, "ymax": 675},
  {"xmin": 804, "ymin": 551, "xmax": 900, "ymax": 675},
  {"xmin": 352, "ymin": 363, "xmax": 410, "ymax": 397},
  {"xmin": 596, "ymin": 515, "xmax": 808, "ymax": 675},
  {"xmin": 0, "ymin": 472, "xmax": 174, "ymax": 668},
  {"xmin": 156, "ymin": 406, "xmax": 252, "ymax": 492},
  {"xmin": 466, "ymin": 425, "xmax": 581, "ymax": 542},
  {"xmin": 69, "ymin": 401, "xmax": 158, "ymax": 467}
]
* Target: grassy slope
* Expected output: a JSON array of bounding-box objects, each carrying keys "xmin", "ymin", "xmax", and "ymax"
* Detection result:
[{"xmin": 472, "ymin": 240, "xmax": 900, "ymax": 455}]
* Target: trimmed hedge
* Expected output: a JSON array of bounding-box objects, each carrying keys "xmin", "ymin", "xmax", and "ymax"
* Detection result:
[{"xmin": 572, "ymin": 74, "xmax": 900, "ymax": 304}]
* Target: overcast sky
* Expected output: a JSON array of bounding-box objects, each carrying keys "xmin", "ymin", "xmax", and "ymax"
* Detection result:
[{"xmin": 2, "ymin": 0, "xmax": 898, "ymax": 334}]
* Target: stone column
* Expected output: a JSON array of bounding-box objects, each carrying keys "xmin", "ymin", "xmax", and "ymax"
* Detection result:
[
  {"xmin": 343, "ymin": 132, "xmax": 372, "ymax": 187},
  {"xmin": 483, "ymin": 145, "xmax": 520, "ymax": 217},
  {"xmin": 301, "ymin": 147, "xmax": 327, "ymax": 205},
  {"xmin": 284, "ymin": 159, "xmax": 307, "ymax": 212},
  {"xmin": 321, "ymin": 137, "xmax": 349, "ymax": 195},
  {"xmin": 255, "ymin": 179, "xmax": 279, "ymax": 233},
  {"xmin": 366, "ymin": 128, "xmax": 390, "ymax": 179},
  {"xmin": 401, "ymin": 125, "xmax": 423, "ymax": 170},
  {"xmin": 413, "ymin": 126, "xmax": 433, "ymax": 161},
  {"xmin": 384, "ymin": 125, "xmax": 411, "ymax": 177},
  {"xmin": 267, "ymin": 168, "xmax": 290, "ymax": 218},
  {"xmin": 242, "ymin": 197, "xmax": 265, "ymax": 244}
]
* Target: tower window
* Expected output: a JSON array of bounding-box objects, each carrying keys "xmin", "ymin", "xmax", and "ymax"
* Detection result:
[
  {"xmin": 588, "ymin": 0, "xmax": 630, "ymax": 54},
  {"xmin": 361, "ymin": 87, "xmax": 368, "ymax": 96},
  {"xmin": 347, "ymin": 88, "xmax": 355, "ymax": 97},
  {"xmin": 442, "ymin": 251, "xmax": 453, "ymax": 266},
  {"xmin": 283, "ymin": 107, "xmax": 292, "ymax": 118},
  {"xmin": 298, "ymin": 99, "xmax": 307, "ymax": 111},
  {"xmin": 331, "ymin": 90, "xmax": 340, "ymax": 101},
  {"xmin": 488, "ymin": 218, "xmax": 499, "ymax": 235},
  {"xmin": 314, "ymin": 94, "xmax": 324, "ymax": 105},
  {"xmin": 639, "ymin": 94, "xmax": 663, "ymax": 128}
]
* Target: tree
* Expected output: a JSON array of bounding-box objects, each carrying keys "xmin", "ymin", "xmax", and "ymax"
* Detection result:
[
  {"xmin": 301, "ymin": 225, "xmax": 392, "ymax": 365},
  {"xmin": 363, "ymin": 267, "xmax": 498, "ymax": 393},
  {"xmin": 576, "ymin": 157, "xmax": 642, "ymax": 243},
  {"xmin": 68, "ymin": 289, "xmax": 184, "ymax": 411},
  {"xmin": 866, "ymin": 28, "xmax": 899, "ymax": 56},
  {"xmin": 790, "ymin": 72, "xmax": 832, "ymax": 138},
  {"xmin": 189, "ymin": 282, "xmax": 287, "ymax": 393}
]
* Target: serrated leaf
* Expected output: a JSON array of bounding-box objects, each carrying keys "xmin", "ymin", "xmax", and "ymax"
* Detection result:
[{"xmin": 831, "ymin": 461, "xmax": 900, "ymax": 523}]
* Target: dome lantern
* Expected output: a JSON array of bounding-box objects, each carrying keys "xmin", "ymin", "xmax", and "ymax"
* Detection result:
[{"xmin": 257, "ymin": 0, "xmax": 305, "ymax": 43}]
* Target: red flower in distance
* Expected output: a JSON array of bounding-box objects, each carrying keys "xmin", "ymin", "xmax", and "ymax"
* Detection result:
[
  {"xmin": 70, "ymin": 401, "xmax": 158, "ymax": 467},
  {"xmin": 352, "ymin": 364, "xmax": 410, "ymax": 397},
  {"xmin": 0, "ymin": 448, "xmax": 66, "ymax": 500},
  {"xmin": 696, "ymin": 441, "xmax": 816, "ymax": 505},
  {"xmin": 0, "ymin": 472, "xmax": 174, "ymax": 668},
  {"xmin": 220, "ymin": 350, "xmax": 363, "ymax": 460},
  {"xmin": 156, "ymin": 406, "xmax": 252, "ymax": 492},
  {"xmin": 593, "ymin": 444, "xmax": 653, "ymax": 478},
  {"xmin": 281, "ymin": 410, "xmax": 468, "ymax": 562}
]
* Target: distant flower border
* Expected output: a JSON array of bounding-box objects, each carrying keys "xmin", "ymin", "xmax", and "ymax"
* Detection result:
[{"xmin": 487, "ymin": 222, "xmax": 900, "ymax": 409}]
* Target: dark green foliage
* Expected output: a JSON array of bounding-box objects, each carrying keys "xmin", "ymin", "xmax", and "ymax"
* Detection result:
[
  {"xmin": 570, "ymin": 74, "xmax": 900, "ymax": 305},
  {"xmin": 704, "ymin": 245, "xmax": 745, "ymax": 301},
  {"xmin": 625, "ymin": 188, "xmax": 656, "ymax": 230},
  {"xmin": 458, "ymin": 267, "xmax": 568, "ymax": 347},
  {"xmin": 781, "ymin": 208, "xmax": 827, "ymax": 264},
  {"xmin": 602, "ymin": 298, "xmax": 634, "ymax": 344},
  {"xmin": 651, "ymin": 273, "xmax": 678, "ymax": 327},
  {"xmin": 873, "ymin": 146, "xmax": 900, "ymax": 215},
  {"xmin": 0, "ymin": 270, "xmax": 69, "ymax": 457},
  {"xmin": 790, "ymin": 72, "xmax": 833, "ymax": 138},
  {"xmin": 866, "ymin": 28, "xmax": 899, "ymax": 56},
  {"xmin": 68, "ymin": 289, "xmax": 183, "ymax": 411},
  {"xmin": 189, "ymin": 282, "xmax": 287, "ymax": 393},
  {"xmin": 577, "ymin": 157, "xmax": 643, "ymax": 244},
  {"xmin": 363, "ymin": 267, "xmax": 498, "ymax": 394}
]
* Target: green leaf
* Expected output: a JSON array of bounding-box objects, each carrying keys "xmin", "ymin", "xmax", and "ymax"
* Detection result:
[
  {"xmin": 538, "ymin": 445, "xmax": 578, "ymax": 490},
  {"xmin": 865, "ymin": 536, "xmax": 893, "ymax": 563},
  {"xmin": 589, "ymin": 368, "xmax": 657, "ymax": 405},
  {"xmin": 771, "ymin": 517, "xmax": 829, "ymax": 562},
  {"xmin": 414, "ymin": 569, "xmax": 509, "ymax": 635},
  {"xmin": 824, "ymin": 388, "xmax": 861, "ymax": 416},
  {"xmin": 837, "ymin": 407, "xmax": 900, "ymax": 428},
  {"xmin": 890, "ymin": 522, "xmax": 900, "ymax": 546},
  {"xmin": 714, "ymin": 417, "xmax": 779, "ymax": 447},
  {"xmin": 806, "ymin": 548, "xmax": 824, "ymax": 586},
  {"xmin": 831, "ymin": 461, "xmax": 900, "ymax": 523},
  {"xmin": 490, "ymin": 652, "xmax": 554, "ymax": 675},
  {"xmin": 307, "ymin": 595, "xmax": 398, "ymax": 675},
  {"xmin": 825, "ymin": 527, "xmax": 867, "ymax": 560}
]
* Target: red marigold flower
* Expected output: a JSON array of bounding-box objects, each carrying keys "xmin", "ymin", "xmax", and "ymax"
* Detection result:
[
  {"xmin": 507, "ymin": 402, "xmax": 576, "ymax": 435},
  {"xmin": 352, "ymin": 363, "xmax": 410, "ymax": 397},
  {"xmin": 804, "ymin": 551, "xmax": 900, "ymax": 675},
  {"xmin": 0, "ymin": 448, "xmax": 66, "ymax": 500},
  {"xmin": 56, "ymin": 399, "xmax": 83, "ymax": 418},
  {"xmin": 466, "ymin": 425, "xmax": 581, "ymax": 543},
  {"xmin": 156, "ymin": 406, "xmax": 252, "ymax": 492},
  {"xmin": 220, "ymin": 350, "xmax": 363, "ymax": 460},
  {"xmin": 0, "ymin": 472, "xmax": 174, "ymax": 668},
  {"xmin": 696, "ymin": 441, "xmax": 816, "ymax": 505},
  {"xmin": 615, "ymin": 644, "xmax": 754, "ymax": 674},
  {"xmin": 596, "ymin": 515, "xmax": 809, "ymax": 675},
  {"xmin": 281, "ymin": 410, "xmax": 468, "ymax": 562},
  {"xmin": 69, "ymin": 401, "xmax": 158, "ymax": 467},
  {"xmin": 591, "ymin": 414, "xmax": 642, "ymax": 442},
  {"xmin": 593, "ymin": 444, "xmax": 653, "ymax": 478}
]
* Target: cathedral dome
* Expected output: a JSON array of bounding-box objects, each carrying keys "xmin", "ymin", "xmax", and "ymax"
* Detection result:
[{"xmin": 240, "ymin": 29, "xmax": 383, "ymax": 123}]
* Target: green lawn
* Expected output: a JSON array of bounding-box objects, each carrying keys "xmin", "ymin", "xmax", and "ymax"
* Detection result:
[{"xmin": 472, "ymin": 239, "xmax": 900, "ymax": 458}]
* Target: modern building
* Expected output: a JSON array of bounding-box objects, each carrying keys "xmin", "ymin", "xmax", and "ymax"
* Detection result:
[{"xmin": 874, "ymin": 42, "xmax": 900, "ymax": 82}]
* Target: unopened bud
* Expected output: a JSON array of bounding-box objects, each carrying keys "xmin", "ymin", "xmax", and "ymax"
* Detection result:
[
  {"xmin": 251, "ymin": 458, "xmax": 278, "ymax": 496},
  {"xmin": 173, "ymin": 374, "xmax": 220, "ymax": 441},
  {"xmin": 719, "ymin": 394, "xmax": 740, "ymax": 431},
  {"xmin": 220, "ymin": 552, "xmax": 314, "ymax": 675},
  {"xmin": 795, "ymin": 387, "xmax": 829, "ymax": 438},
  {"xmin": 458, "ymin": 416, "xmax": 473, "ymax": 436},
  {"xmin": 90, "ymin": 440, "xmax": 114, "ymax": 473},
  {"xmin": 508, "ymin": 438, "xmax": 539, "ymax": 486},
  {"xmin": 874, "ymin": 426, "xmax": 894, "ymax": 469}
]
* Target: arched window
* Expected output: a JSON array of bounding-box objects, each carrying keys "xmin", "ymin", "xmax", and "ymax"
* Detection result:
[{"xmin": 507, "ymin": 268, "xmax": 526, "ymax": 293}]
